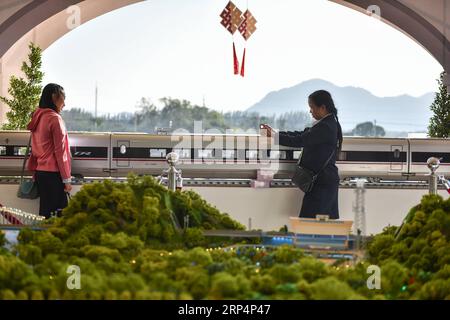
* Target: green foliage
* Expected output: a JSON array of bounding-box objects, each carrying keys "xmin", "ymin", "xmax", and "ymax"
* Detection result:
[
  {"xmin": 61, "ymin": 98, "xmax": 312, "ymax": 133},
  {"xmin": 368, "ymin": 195, "xmax": 450, "ymax": 270},
  {"xmin": 366, "ymin": 194, "xmax": 450, "ymax": 299},
  {"xmin": 0, "ymin": 175, "xmax": 248, "ymax": 299},
  {"xmin": 31, "ymin": 290, "xmax": 44, "ymax": 300},
  {"xmin": 428, "ymin": 71, "xmax": 450, "ymax": 138},
  {"xmin": 0, "ymin": 254, "xmax": 38, "ymax": 292},
  {"xmin": 417, "ymin": 279, "xmax": 450, "ymax": 300},
  {"xmin": 1, "ymin": 179, "xmax": 449, "ymax": 300},
  {"xmin": 308, "ymin": 277, "xmax": 363, "ymax": 300},
  {"xmin": 1, "ymin": 42, "xmax": 44, "ymax": 130},
  {"xmin": 16, "ymin": 291, "xmax": 29, "ymax": 300},
  {"xmin": 272, "ymin": 245, "xmax": 304, "ymax": 264},
  {"xmin": 209, "ymin": 272, "xmax": 240, "ymax": 299},
  {"xmin": 16, "ymin": 244, "xmax": 43, "ymax": 265},
  {"xmin": 380, "ymin": 260, "xmax": 409, "ymax": 298},
  {"xmin": 184, "ymin": 228, "xmax": 206, "ymax": 248},
  {"xmin": 251, "ymin": 274, "xmax": 277, "ymax": 295},
  {"xmin": 52, "ymin": 175, "xmax": 244, "ymax": 252},
  {"xmin": 296, "ymin": 257, "xmax": 329, "ymax": 283},
  {"xmin": 1, "ymin": 289, "xmax": 16, "ymax": 300}
]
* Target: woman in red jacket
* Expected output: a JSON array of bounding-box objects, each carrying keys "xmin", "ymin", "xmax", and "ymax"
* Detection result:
[{"xmin": 27, "ymin": 83, "xmax": 72, "ymax": 218}]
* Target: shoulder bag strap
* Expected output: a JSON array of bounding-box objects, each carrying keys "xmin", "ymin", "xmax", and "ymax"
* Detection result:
[
  {"xmin": 20, "ymin": 133, "xmax": 32, "ymax": 185},
  {"xmin": 315, "ymin": 115, "xmax": 339, "ymax": 176},
  {"xmin": 314, "ymin": 148, "xmax": 336, "ymax": 178}
]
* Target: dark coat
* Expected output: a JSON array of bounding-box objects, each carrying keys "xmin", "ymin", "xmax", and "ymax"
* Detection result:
[{"xmin": 277, "ymin": 113, "xmax": 340, "ymax": 219}]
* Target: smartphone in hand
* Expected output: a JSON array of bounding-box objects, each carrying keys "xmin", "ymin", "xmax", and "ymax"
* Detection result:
[{"xmin": 260, "ymin": 124, "xmax": 276, "ymax": 137}]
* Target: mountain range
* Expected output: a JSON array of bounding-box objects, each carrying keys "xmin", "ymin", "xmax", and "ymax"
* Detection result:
[{"xmin": 246, "ymin": 79, "xmax": 435, "ymax": 132}]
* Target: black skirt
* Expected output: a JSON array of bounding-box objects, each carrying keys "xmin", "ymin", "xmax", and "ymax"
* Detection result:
[
  {"xmin": 35, "ymin": 171, "xmax": 68, "ymax": 219},
  {"xmin": 299, "ymin": 182, "xmax": 339, "ymax": 219}
]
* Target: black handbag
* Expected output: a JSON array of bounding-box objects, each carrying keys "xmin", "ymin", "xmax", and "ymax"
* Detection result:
[
  {"xmin": 291, "ymin": 149, "xmax": 335, "ymax": 193},
  {"xmin": 17, "ymin": 134, "xmax": 39, "ymax": 199}
]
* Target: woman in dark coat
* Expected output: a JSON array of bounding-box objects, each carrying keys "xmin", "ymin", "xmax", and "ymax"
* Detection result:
[{"xmin": 265, "ymin": 90, "xmax": 343, "ymax": 219}]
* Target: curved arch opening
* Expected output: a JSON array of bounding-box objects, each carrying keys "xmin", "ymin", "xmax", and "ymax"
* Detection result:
[{"xmin": 0, "ymin": 0, "xmax": 437, "ymax": 132}]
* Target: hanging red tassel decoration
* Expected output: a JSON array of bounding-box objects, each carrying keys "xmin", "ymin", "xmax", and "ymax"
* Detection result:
[
  {"xmin": 238, "ymin": 9, "xmax": 257, "ymax": 77},
  {"xmin": 240, "ymin": 48, "xmax": 246, "ymax": 77},
  {"xmin": 220, "ymin": 2, "xmax": 257, "ymax": 77},
  {"xmin": 233, "ymin": 42, "xmax": 240, "ymax": 75},
  {"xmin": 220, "ymin": 2, "xmax": 243, "ymax": 75}
]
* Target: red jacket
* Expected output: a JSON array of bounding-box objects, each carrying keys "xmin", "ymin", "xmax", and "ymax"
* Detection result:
[{"xmin": 27, "ymin": 108, "xmax": 71, "ymax": 181}]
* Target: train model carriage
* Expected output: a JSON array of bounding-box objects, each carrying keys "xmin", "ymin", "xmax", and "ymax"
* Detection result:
[{"xmin": 0, "ymin": 130, "xmax": 448, "ymax": 180}]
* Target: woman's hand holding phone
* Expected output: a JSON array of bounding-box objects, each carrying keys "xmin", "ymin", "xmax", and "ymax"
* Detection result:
[{"xmin": 260, "ymin": 124, "xmax": 276, "ymax": 137}]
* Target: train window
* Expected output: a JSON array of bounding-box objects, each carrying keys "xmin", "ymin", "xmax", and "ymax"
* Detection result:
[
  {"xmin": 393, "ymin": 149, "xmax": 401, "ymax": 159},
  {"xmin": 14, "ymin": 147, "xmax": 27, "ymax": 156},
  {"xmin": 246, "ymin": 150, "xmax": 258, "ymax": 159},
  {"xmin": 198, "ymin": 149, "xmax": 214, "ymax": 158},
  {"xmin": 269, "ymin": 150, "xmax": 287, "ymax": 159},
  {"xmin": 119, "ymin": 144, "xmax": 127, "ymax": 155},
  {"xmin": 293, "ymin": 150, "xmax": 302, "ymax": 160},
  {"xmin": 222, "ymin": 149, "xmax": 235, "ymax": 159},
  {"xmin": 150, "ymin": 149, "xmax": 167, "ymax": 158},
  {"xmin": 337, "ymin": 151, "xmax": 347, "ymax": 161},
  {"xmin": 0, "ymin": 146, "xmax": 6, "ymax": 156},
  {"xmin": 173, "ymin": 149, "xmax": 191, "ymax": 159}
]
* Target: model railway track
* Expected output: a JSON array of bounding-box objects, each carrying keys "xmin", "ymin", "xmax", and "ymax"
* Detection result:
[{"xmin": 0, "ymin": 176, "xmax": 445, "ymax": 189}]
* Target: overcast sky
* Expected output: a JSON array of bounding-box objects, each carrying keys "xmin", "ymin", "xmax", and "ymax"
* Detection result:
[{"xmin": 41, "ymin": 0, "xmax": 442, "ymax": 115}]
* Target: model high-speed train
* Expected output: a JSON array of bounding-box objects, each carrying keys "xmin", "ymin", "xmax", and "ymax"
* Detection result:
[{"xmin": 0, "ymin": 131, "xmax": 448, "ymax": 180}]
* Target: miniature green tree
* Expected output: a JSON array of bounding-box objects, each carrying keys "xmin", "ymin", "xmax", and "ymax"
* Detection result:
[
  {"xmin": 428, "ymin": 72, "xmax": 450, "ymax": 138},
  {"xmin": 0, "ymin": 42, "xmax": 44, "ymax": 130}
]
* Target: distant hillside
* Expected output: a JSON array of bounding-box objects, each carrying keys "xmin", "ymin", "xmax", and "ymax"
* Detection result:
[{"xmin": 246, "ymin": 79, "xmax": 435, "ymax": 132}]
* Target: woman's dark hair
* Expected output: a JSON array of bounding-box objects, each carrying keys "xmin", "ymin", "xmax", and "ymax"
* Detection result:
[
  {"xmin": 39, "ymin": 83, "xmax": 65, "ymax": 111},
  {"xmin": 308, "ymin": 90, "xmax": 343, "ymax": 152}
]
